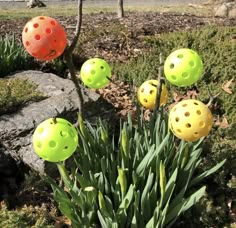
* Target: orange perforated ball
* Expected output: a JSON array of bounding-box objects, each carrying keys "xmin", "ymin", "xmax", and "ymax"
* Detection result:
[
  {"xmin": 22, "ymin": 16, "xmax": 67, "ymax": 61},
  {"xmin": 169, "ymin": 99, "xmax": 213, "ymax": 142}
]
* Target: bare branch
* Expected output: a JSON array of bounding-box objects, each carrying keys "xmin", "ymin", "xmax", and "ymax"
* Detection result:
[
  {"xmin": 67, "ymin": 0, "xmax": 83, "ymax": 53},
  {"xmin": 153, "ymin": 53, "xmax": 165, "ymax": 119},
  {"xmin": 64, "ymin": 0, "xmax": 84, "ymax": 116}
]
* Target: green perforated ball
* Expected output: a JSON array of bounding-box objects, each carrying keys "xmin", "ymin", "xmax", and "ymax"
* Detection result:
[
  {"xmin": 80, "ymin": 58, "xmax": 111, "ymax": 89},
  {"xmin": 32, "ymin": 118, "xmax": 78, "ymax": 162},
  {"xmin": 164, "ymin": 48, "xmax": 203, "ymax": 87}
]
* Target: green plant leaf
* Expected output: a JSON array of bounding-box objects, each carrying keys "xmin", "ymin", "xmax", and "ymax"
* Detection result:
[{"xmin": 189, "ymin": 159, "xmax": 226, "ymax": 188}]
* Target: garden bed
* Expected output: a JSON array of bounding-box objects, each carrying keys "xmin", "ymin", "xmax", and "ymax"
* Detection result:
[{"xmin": 0, "ymin": 10, "xmax": 235, "ymax": 227}]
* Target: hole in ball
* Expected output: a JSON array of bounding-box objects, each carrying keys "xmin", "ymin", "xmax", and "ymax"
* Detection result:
[
  {"xmin": 185, "ymin": 112, "xmax": 190, "ymax": 117},
  {"xmin": 171, "ymin": 75, "xmax": 177, "ymax": 80},
  {"xmin": 50, "ymin": 20, "xmax": 56, "ymax": 26},
  {"xmin": 149, "ymin": 81, "xmax": 157, "ymax": 86},
  {"xmin": 177, "ymin": 54, "xmax": 183, "ymax": 58},
  {"xmin": 46, "ymin": 28, "xmax": 51, "ymax": 34},
  {"xmin": 91, "ymin": 70, "xmax": 96, "ymax": 75},
  {"xmin": 170, "ymin": 63, "xmax": 175, "ymax": 69},
  {"xmin": 39, "ymin": 17, "xmax": 45, "ymax": 20},
  {"xmin": 33, "ymin": 23, "xmax": 39, "ymax": 28},
  {"xmin": 35, "ymin": 34, "xmax": 41, "ymax": 40},
  {"xmin": 175, "ymin": 117, "xmax": 179, "ymax": 122},
  {"xmin": 182, "ymin": 72, "xmax": 188, "ymax": 78},
  {"xmin": 101, "ymin": 66, "xmax": 104, "ymax": 70},
  {"xmin": 60, "ymin": 131, "xmax": 68, "ymax": 137},
  {"xmin": 199, "ymin": 121, "xmax": 205, "ymax": 128},
  {"xmin": 150, "ymin": 90, "xmax": 154, "ymax": 95},
  {"xmin": 144, "ymin": 99, "xmax": 148, "ymax": 103},
  {"xmin": 25, "ymin": 27, "xmax": 28, "ymax": 33},
  {"xmin": 141, "ymin": 88, "xmax": 144, "ymax": 93},
  {"xmin": 177, "ymin": 129, "xmax": 182, "ymax": 133},
  {"xmin": 64, "ymin": 146, "xmax": 68, "ymax": 150},
  {"xmin": 49, "ymin": 141, "xmax": 56, "ymax": 148},
  {"xmin": 69, "ymin": 130, "xmax": 75, "ymax": 137},
  {"xmin": 189, "ymin": 61, "xmax": 195, "ymax": 67},
  {"xmin": 103, "ymin": 78, "xmax": 108, "ymax": 84},
  {"xmin": 182, "ymin": 104, "xmax": 187, "ymax": 107},
  {"xmin": 37, "ymin": 127, "xmax": 44, "ymax": 134},
  {"xmin": 194, "ymin": 132, "xmax": 199, "ymax": 137},
  {"xmin": 37, "ymin": 142, "xmax": 42, "ymax": 148},
  {"xmin": 194, "ymin": 102, "xmax": 199, "ymax": 105},
  {"xmin": 196, "ymin": 110, "xmax": 201, "ymax": 115},
  {"xmin": 87, "ymin": 78, "xmax": 92, "ymax": 83},
  {"xmin": 186, "ymin": 123, "xmax": 191, "ymax": 128},
  {"xmin": 25, "ymin": 41, "xmax": 30, "ymax": 46}
]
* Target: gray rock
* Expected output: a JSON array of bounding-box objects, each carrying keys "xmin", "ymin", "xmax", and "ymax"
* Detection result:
[
  {"xmin": 215, "ymin": 3, "xmax": 228, "ymax": 17},
  {"xmin": 214, "ymin": 1, "xmax": 236, "ymax": 18},
  {"xmin": 27, "ymin": 0, "xmax": 46, "ymax": 8},
  {"xmin": 0, "ymin": 70, "xmax": 114, "ymax": 175},
  {"xmin": 228, "ymin": 6, "xmax": 236, "ymax": 19}
]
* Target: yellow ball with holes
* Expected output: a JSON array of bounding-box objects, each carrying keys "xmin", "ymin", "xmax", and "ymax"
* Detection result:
[
  {"xmin": 137, "ymin": 80, "xmax": 168, "ymax": 110},
  {"xmin": 169, "ymin": 99, "xmax": 213, "ymax": 142}
]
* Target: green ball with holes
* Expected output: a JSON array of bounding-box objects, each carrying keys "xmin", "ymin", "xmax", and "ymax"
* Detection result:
[
  {"xmin": 164, "ymin": 48, "xmax": 203, "ymax": 87},
  {"xmin": 32, "ymin": 118, "xmax": 78, "ymax": 162},
  {"xmin": 80, "ymin": 58, "xmax": 111, "ymax": 89}
]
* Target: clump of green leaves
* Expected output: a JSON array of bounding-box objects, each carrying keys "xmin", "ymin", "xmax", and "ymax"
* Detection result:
[
  {"xmin": 0, "ymin": 203, "xmax": 55, "ymax": 228},
  {"xmin": 46, "ymin": 110, "xmax": 225, "ymax": 227},
  {"xmin": 0, "ymin": 35, "xmax": 34, "ymax": 77},
  {"xmin": 113, "ymin": 26, "xmax": 235, "ymax": 86},
  {"xmin": 0, "ymin": 78, "xmax": 45, "ymax": 115}
]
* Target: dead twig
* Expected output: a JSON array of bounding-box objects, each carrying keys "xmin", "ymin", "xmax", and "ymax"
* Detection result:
[
  {"xmin": 153, "ymin": 53, "xmax": 165, "ymax": 120},
  {"xmin": 64, "ymin": 0, "xmax": 84, "ymax": 117}
]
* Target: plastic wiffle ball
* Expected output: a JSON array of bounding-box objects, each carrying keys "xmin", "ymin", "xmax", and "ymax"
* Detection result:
[
  {"xmin": 22, "ymin": 16, "xmax": 67, "ymax": 61},
  {"xmin": 137, "ymin": 80, "xmax": 168, "ymax": 110},
  {"xmin": 169, "ymin": 99, "xmax": 213, "ymax": 142},
  {"xmin": 164, "ymin": 48, "xmax": 203, "ymax": 87},
  {"xmin": 80, "ymin": 58, "xmax": 111, "ymax": 89},
  {"xmin": 32, "ymin": 118, "xmax": 78, "ymax": 162}
]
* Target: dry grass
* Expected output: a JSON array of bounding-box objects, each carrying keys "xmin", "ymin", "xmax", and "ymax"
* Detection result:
[{"xmin": 0, "ymin": 3, "xmax": 213, "ymax": 19}]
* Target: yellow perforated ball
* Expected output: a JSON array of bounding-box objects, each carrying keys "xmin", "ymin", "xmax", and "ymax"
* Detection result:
[
  {"xmin": 137, "ymin": 80, "xmax": 168, "ymax": 110},
  {"xmin": 169, "ymin": 99, "xmax": 213, "ymax": 142}
]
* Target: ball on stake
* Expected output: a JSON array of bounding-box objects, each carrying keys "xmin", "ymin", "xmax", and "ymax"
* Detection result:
[
  {"xmin": 80, "ymin": 58, "xmax": 111, "ymax": 89},
  {"xmin": 32, "ymin": 118, "xmax": 78, "ymax": 162},
  {"xmin": 137, "ymin": 79, "xmax": 168, "ymax": 110},
  {"xmin": 164, "ymin": 48, "xmax": 203, "ymax": 87},
  {"xmin": 168, "ymin": 99, "xmax": 213, "ymax": 142},
  {"xmin": 22, "ymin": 16, "xmax": 67, "ymax": 61}
]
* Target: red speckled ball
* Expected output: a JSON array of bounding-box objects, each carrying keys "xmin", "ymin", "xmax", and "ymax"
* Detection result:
[{"xmin": 22, "ymin": 16, "xmax": 67, "ymax": 61}]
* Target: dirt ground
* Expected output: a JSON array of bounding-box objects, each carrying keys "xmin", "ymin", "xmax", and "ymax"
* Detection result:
[{"xmin": 1, "ymin": 11, "xmax": 235, "ymax": 57}]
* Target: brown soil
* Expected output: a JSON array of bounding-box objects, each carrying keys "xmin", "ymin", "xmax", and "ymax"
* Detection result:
[{"xmin": 1, "ymin": 12, "xmax": 235, "ymax": 61}]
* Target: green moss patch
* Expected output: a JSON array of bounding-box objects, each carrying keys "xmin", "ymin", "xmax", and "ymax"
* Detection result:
[{"xmin": 0, "ymin": 78, "xmax": 45, "ymax": 115}]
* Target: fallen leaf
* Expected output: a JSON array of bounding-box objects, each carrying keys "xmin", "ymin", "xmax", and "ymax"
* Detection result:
[
  {"xmin": 186, "ymin": 90, "xmax": 199, "ymax": 99},
  {"xmin": 172, "ymin": 91, "xmax": 184, "ymax": 102},
  {"xmin": 222, "ymin": 78, "xmax": 234, "ymax": 94},
  {"xmin": 220, "ymin": 115, "xmax": 230, "ymax": 129},
  {"xmin": 215, "ymin": 115, "xmax": 221, "ymax": 126}
]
